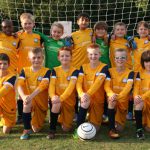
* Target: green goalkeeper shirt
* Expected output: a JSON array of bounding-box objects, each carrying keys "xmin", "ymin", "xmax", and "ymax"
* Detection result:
[{"xmin": 96, "ymin": 38, "xmax": 111, "ymax": 68}]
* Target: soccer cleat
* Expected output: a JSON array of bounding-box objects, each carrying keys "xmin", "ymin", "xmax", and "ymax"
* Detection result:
[
  {"xmin": 109, "ymin": 129, "xmax": 120, "ymax": 139},
  {"xmin": 20, "ymin": 130, "xmax": 32, "ymax": 140},
  {"xmin": 46, "ymin": 131, "xmax": 56, "ymax": 139},
  {"xmin": 136, "ymin": 128, "xmax": 145, "ymax": 140},
  {"xmin": 126, "ymin": 112, "xmax": 133, "ymax": 120},
  {"xmin": 73, "ymin": 129, "xmax": 78, "ymax": 139}
]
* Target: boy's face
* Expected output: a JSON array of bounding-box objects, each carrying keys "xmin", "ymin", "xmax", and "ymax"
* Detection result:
[
  {"xmin": 114, "ymin": 25, "xmax": 126, "ymax": 38},
  {"xmin": 77, "ymin": 17, "xmax": 89, "ymax": 30},
  {"xmin": 58, "ymin": 50, "xmax": 71, "ymax": 65},
  {"xmin": 115, "ymin": 51, "xmax": 127, "ymax": 67},
  {"xmin": 28, "ymin": 52, "xmax": 43, "ymax": 68},
  {"xmin": 21, "ymin": 19, "xmax": 35, "ymax": 33},
  {"xmin": 95, "ymin": 28, "xmax": 107, "ymax": 38},
  {"xmin": 51, "ymin": 26, "xmax": 63, "ymax": 40},
  {"xmin": 0, "ymin": 60, "xmax": 9, "ymax": 71},
  {"xmin": 1, "ymin": 21, "xmax": 13, "ymax": 36},
  {"xmin": 144, "ymin": 61, "xmax": 150, "ymax": 72},
  {"xmin": 87, "ymin": 48, "xmax": 100, "ymax": 63},
  {"xmin": 137, "ymin": 25, "xmax": 149, "ymax": 38}
]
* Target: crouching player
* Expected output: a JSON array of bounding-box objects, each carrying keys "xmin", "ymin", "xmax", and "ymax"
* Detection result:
[
  {"xmin": 47, "ymin": 47, "xmax": 78, "ymax": 139},
  {"xmin": 134, "ymin": 50, "xmax": 150, "ymax": 140},
  {"xmin": 17, "ymin": 47, "xmax": 50, "ymax": 140},
  {"xmin": 0, "ymin": 53, "xmax": 16, "ymax": 134},
  {"xmin": 74, "ymin": 43, "xmax": 109, "ymax": 138},
  {"xmin": 105, "ymin": 49, "xmax": 134, "ymax": 139}
]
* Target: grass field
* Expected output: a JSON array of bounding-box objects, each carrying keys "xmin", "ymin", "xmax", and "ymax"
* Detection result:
[{"xmin": 0, "ymin": 119, "xmax": 150, "ymax": 150}]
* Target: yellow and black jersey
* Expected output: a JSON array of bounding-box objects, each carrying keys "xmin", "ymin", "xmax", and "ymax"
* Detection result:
[
  {"xmin": 71, "ymin": 28, "xmax": 93, "ymax": 69},
  {"xmin": 0, "ymin": 32, "xmax": 19, "ymax": 74}
]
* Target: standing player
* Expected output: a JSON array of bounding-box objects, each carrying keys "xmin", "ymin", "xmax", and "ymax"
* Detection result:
[
  {"xmin": 74, "ymin": 43, "xmax": 109, "ymax": 138},
  {"xmin": 133, "ymin": 50, "xmax": 150, "ymax": 140},
  {"xmin": 0, "ymin": 19, "xmax": 19, "ymax": 74},
  {"xmin": 0, "ymin": 53, "xmax": 16, "ymax": 134},
  {"xmin": 17, "ymin": 13, "xmax": 42, "ymax": 124},
  {"xmin": 17, "ymin": 47, "xmax": 50, "ymax": 140},
  {"xmin": 105, "ymin": 49, "xmax": 134, "ymax": 139},
  {"xmin": 47, "ymin": 47, "xmax": 78, "ymax": 139}
]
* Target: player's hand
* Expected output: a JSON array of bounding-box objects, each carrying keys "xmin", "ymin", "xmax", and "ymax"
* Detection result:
[
  {"xmin": 51, "ymin": 95, "xmax": 60, "ymax": 104},
  {"xmin": 109, "ymin": 93, "xmax": 118, "ymax": 102},
  {"xmin": 81, "ymin": 93, "xmax": 90, "ymax": 103},
  {"xmin": 22, "ymin": 95, "xmax": 30, "ymax": 105},
  {"xmin": 134, "ymin": 95, "xmax": 143, "ymax": 105}
]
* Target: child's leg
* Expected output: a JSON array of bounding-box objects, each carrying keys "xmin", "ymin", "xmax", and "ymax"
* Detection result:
[
  {"xmin": 3, "ymin": 126, "xmax": 12, "ymax": 134},
  {"xmin": 17, "ymin": 97, "xmax": 23, "ymax": 124}
]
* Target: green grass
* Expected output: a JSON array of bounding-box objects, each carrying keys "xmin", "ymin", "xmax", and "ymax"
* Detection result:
[{"xmin": 0, "ymin": 120, "xmax": 150, "ymax": 150}]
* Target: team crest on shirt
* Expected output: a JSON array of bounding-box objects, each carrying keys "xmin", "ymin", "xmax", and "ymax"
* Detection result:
[
  {"xmin": 144, "ymin": 40, "xmax": 149, "ymax": 44},
  {"xmin": 12, "ymin": 42, "xmax": 17, "ymax": 46},
  {"xmin": 67, "ymin": 76, "xmax": 71, "ymax": 81},
  {"xmin": 57, "ymin": 41, "xmax": 64, "ymax": 46},
  {"xmin": 37, "ymin": 76, "xmax": 43, "ymax": 81},
  {"xmin": 34, "ymin": 38, "xmax": 38, "ymax": 43},
  {"xmin": 122, "ymin": 78, "xmax": 127, "ymax": 83}
]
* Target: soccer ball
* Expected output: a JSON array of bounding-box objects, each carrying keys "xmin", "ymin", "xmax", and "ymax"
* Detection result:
[{"xmin": 77, "ymin": 122, "xmax": 96, "ymax": 140}]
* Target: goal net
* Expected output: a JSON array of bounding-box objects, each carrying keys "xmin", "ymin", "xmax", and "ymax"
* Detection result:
[{"xmin": 0, "ymin": 0, "xmax": 150, "ymax": 35}]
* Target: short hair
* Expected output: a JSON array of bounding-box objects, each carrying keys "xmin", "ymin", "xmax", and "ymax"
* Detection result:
[
  {"xmin": 141, "ymin": 50, "xmax": 150, "ymax": 69},
  {"xmin": 20, "ymin": 13, "xmax": 35, "ymax": 22},
  {"xmin": 1, "ymin": 19, "xmax": 13, "ymax": 26},
  {"xmin": 51, "ymin": 22, "xmax": 64, "ymax": 33},
  {"xmin": 87, "ymin": 43, "xmax": 100, "ymax": 50},
  {"xmin": 0, "ymin": 53, "xmax": 10, "ymax": 64},
  {"xmin": 77, "ymin": 12, "xmax": 90, "ymax": 20},
  {"xmin": 58, "ymin": 46, "xmax": 72, "ymax": 56},
  {"xmin": 137, "ymin": 21, "xmax": 149, "ymax": 30},
  {"xmin": 115, "ymin": 48, "xmax": 127, "ymax": 55},
  {"xmin": 29, "ymin": 47, "xmax": 43, "ymax": 55},
  {"xmin": 94, "ymin": 21, "xmax": 108, "ymax": 31},
  {"xmin": 114, "ymin": 22, "xmax": 127, "ymax": 30}
]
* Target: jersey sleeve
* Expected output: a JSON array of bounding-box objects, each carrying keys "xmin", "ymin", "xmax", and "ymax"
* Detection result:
[
  {"xmin": 0, "ymin": 76, "xmax": 16, "ymax": 98},
  {"xmin": 87, "ymin": 65, "xmax": 108, "ymax": 96},
  {"xmin": 17, "ymin": 69, "xmax": 26, "ymax": 86},
  {"xmin": 49, "ymin": 69, "xmax": 56, "ymax": 98},
  {"xmin": 60, "ymin": 69, "xmax": 79, "ymax": 101},
  {"xmin": 76, "ymin": 66, "xmax": 84, "ymax": 97},
  {"xmin": 33, "ymin": 30, "xmax": 48, "ymax": 43},
  {"xmin": 117, "ymin": 71, "xmax": 134, "ymax": 101},
  {"xmin": 133, "ymin": 72, "xmax": 141, "ymax": 97},
  {"xmin": 38, "ymin": 70, "xmax": 51, "ymax": 92}
]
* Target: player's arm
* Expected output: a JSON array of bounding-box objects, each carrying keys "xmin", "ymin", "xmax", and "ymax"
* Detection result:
[
  {"xmin": 76, "ymin": 66, "xmax": 84, "ymax": 97},
  {"xmin": 33, "ymin": 30, "xmax": 48, "ymax": 43},
  {"xmin": 0, "ymin": 76, "xmax": 16, "ymax": 97},
  {"xmin": 117, "ymin": 71, "xmax": 134, "ymax": 101},
  {"xmin": 87, "ymin": 65, "xmax": 108, "ymax": 96},
  {"xmin": 60, "ymin": 70, "xmax": 79, "ymax": 101}
]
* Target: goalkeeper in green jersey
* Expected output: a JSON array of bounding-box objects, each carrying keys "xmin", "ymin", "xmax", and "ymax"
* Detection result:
[{"xmin": 35, "ymin": 22, "xmax": 72, "ymax": 69}]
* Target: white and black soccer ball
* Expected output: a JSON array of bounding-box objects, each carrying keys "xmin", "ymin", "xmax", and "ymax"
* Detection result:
[{"xmin": 77, "ymin": 122, "xmax": 96, "ymax": 140}]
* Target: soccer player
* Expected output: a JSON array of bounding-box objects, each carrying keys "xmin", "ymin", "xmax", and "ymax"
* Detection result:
[
  {"xmin": 105, "ymin": 48, "xmax": 134, "ymax": 139},
  {"xmin": 17, "ymin": 13, "xmax": 42, "ymax": 124},
  {"xmin": 71, "ymin": 12, "xmax": 93, "ymax": 69},
  {"xmin": 17, "ymin": 47, "xmax": 50, "ymax": 140},
  {"xmin": 133, "ymin": 50, "xmax": 150, "ymax": 140},
  {"xmin": 0, "ymin": 53, "xmax": 16, "ymax": 134},
  {"xmin": 74, "ymin": 43, "xmax": 109, "ymax": 136},
  {"xmin": 0, "ymin": 19, "xmax": 19, "ymax": 74},
  {"xmin": 110, "ymin": 22, "xmax": 132, "ymax": 69},
  {"xmin": 47, "ymin": 47, "xmax": 78, "ymax": 139}
]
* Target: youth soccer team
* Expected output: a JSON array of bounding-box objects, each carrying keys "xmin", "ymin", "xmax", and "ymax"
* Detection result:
[{"xmin": 0, "ymin": 12, "xmax": 150, "ymax": 141}]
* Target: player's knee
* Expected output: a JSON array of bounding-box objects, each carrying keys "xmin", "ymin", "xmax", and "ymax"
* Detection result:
[
  {"xmin": 134, "ymin": 102, "xmax": 143, "ymax": 110},
  {"xmin": 108, "ymin": 101, "xmax": 115, "ymax": 109},
  {"xmin": 80, "ymin": 101, "xmax": 89, "ymax": 109},
  {"xmin": 51, "ymin": 103, "xmax": 61, "ymax": 113}
]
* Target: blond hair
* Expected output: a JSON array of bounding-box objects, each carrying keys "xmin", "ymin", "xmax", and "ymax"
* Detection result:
[
  {"xmin": 20, "ymin": 13, "xmax": 35, "ymax": 23},
  {"xmin": 51, "ymin": 22, "xmax": 64, "ymax": 33}
]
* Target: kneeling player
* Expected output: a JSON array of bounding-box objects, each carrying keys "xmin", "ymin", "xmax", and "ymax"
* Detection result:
[
  {"xmin": 17, "ymin": 47, "xmax": 50, "ymax": 140},
  {"xmin": 47, "ymin": 47, "xmax": 78, "ymax": 139},
  {"xmin": 74, "ymin": 43, "xmax": 109, "ymax": 137},
  {"xmin": 0, "ymin": 53, "xmax": 16, "ymax": 134},
  {"xmin": 105, "ymin": 49, "xmax": 134, "ymax": 139},
  {"xmin": 134, "ymin": 50, "xmax": 150, "ymax": 140}
]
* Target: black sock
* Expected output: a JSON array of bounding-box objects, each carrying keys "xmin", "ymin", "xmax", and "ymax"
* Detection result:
[
  {"xmin": 50, "ymin": 112, "xmax": 59, "ymax": 131},
  {"xmin": 134, "ymin": 110, "xmax": 143, "ymax": 130},
  {"xmin": 128, "ymin": 100, "xmax": 133, "ymax": 114},
  {"xmin": 22, "ymin": 112, "xmax": 31, "ymax": 130},
  {"xmin": 104, "ymin": 98, "xmax": 108, "ymax": 116},
  {"xmin": 17, "ymin": 99, "xmax": 23, "ymax": 119},
  {"xmin": 77, "ymin": 106, "xmax": 88, "ymax": 127},
  {"xmin": 108, "ymin": 108, "xmax": 115, "ymax": 130},
  {"xmin": 75, "ymin": 97, "xmax": 79, "ymax": 114}
]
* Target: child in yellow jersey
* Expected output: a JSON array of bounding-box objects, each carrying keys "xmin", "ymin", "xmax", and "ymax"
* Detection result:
[
  {"xmin": 71, "ymin": 13, "xmax": 93, "ymax": 69},
  {"xmin": 0, "ymin": 19, "xmax": 19, "ymax": 74},
  {"xmin": 17, "ymin": 48, "xmax": 50, "ymax": 140},
  {"xmin": 133, "ymin": 21, "xmax": 150, "ymax": 73},
  {"xmin": 47, "ymin": 47, "xmax": 78, "ymax": 139},
  {"xmin": 75, "ymin": 43, "xmax": 109, "ymax": 136},
  {"xmin": 0, "ymin": 53, "xmax": 16, "ymax": 134},
  {"xmin": 17, "ymin": 13, "xmax": 42, "ymax": 124},
  {"xmin": 110, "ymin": 22, "xmax": 132, "ymax": 69},
  {"xmin": 133, "ymin": 50, "xmax": 150, "ymax": 140},
  {"xmin": 105, "ymin": 49, "xmax": 134, "ymax": 139}
]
